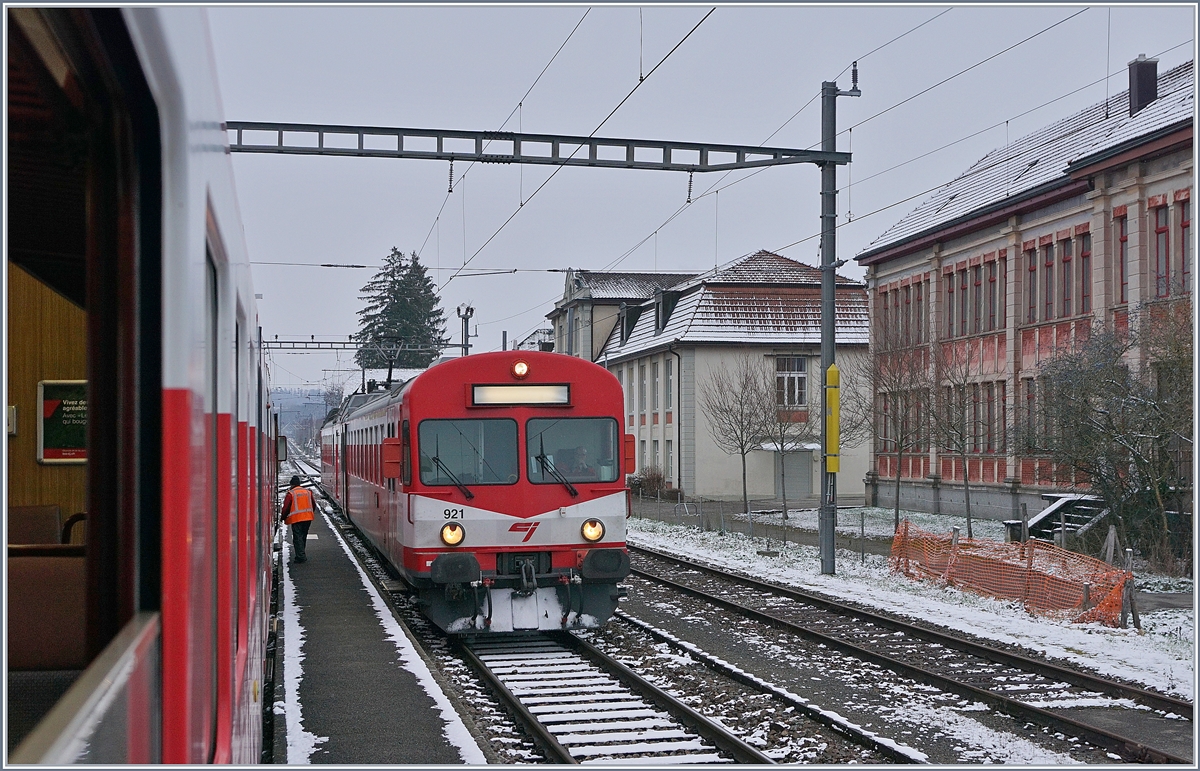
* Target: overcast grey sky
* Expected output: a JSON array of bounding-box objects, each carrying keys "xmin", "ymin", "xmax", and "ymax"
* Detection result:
[{"xmin": 205, "ymin": 3, "xmax": 1196, "ymax": 392}]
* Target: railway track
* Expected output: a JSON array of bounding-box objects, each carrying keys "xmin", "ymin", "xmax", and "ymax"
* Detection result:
[
  {"xmin": 459, "ymin": 634, "xmax": 771, "ymax": 764},
  {"xmin": 629, "ymin": 544, "xmax": 1193, "ymax": 764}
]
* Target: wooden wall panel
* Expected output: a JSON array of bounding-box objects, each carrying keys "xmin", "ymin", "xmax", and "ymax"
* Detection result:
[{"xmin": 7, "ymin": 261, "xmax": 88, "ymax": 516}]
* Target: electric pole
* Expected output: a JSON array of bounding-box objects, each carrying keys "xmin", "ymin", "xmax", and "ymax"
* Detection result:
[{"xmin": 819, "ymin": 63, "xmax": 860, "ymax": 576}]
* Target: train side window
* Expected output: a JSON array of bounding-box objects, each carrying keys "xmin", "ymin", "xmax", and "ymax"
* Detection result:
[{"xmin": 401, "ymin": 421, "xmax": 411, "ymax": 486}]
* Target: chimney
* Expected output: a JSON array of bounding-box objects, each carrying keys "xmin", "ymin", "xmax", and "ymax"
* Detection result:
[{"xmin": 1128, "ymin": 54, "xmax": 1159, "ymax": 116}]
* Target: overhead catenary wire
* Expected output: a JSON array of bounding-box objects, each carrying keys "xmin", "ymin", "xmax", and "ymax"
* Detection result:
[
  {"xmin": 496, "ymin": 35, "xmax": 1192, "ymax": 350},
  {"xmin": 441, "ymin": 7, "xmax": 717, "ymax": 290}
]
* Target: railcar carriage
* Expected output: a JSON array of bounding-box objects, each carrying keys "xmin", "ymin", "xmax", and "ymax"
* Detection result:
[
  {"xmin": 8, "ymin": 7, "xmax": 277, "ymax": 763},
  {"xmin": 322, "ymin": 351, "xmax": 633, "ymax": 633}
]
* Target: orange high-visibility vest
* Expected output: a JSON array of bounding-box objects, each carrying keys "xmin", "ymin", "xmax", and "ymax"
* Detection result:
[{"xmin": 284, "ymin": 487, "xmax": 316, "ymax": 525}]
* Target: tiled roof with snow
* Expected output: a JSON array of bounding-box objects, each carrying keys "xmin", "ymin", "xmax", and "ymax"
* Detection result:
[
  {"xmin": 860, "ymin": 60, "xmax": 1193, "ymax": 259},
  {"xmin": 600, "ymin": 252, "xmax": 867, "ymax": 360},
  {"xmin": 669, "ymin": 250, "xmax": 858, "ymax": 291},
  {"xmin": 576, "ymin": 271, "xmax": 699, "ymax": 300}
]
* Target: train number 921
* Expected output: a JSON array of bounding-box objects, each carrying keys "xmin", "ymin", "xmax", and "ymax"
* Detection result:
[{"xmin": 443, "ymin": 508, "xmax": 465, "ymax": 520}]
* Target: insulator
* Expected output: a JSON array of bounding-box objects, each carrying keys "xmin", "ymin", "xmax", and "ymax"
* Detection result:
[
  {"xmin": 448, "ymin": 159, "xmax": 454, "ymax": 193},
  {"xmin": 852, "ymin": 61, "xmax": 859, "ymax": 89},
  {"xmin": 686, "ymin": 171, "xmax": 694, "ymax": 204}
]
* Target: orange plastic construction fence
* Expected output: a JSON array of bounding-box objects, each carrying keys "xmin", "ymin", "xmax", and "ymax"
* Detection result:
[{"xmin": 890, "ymin": 520, "xmax": 1131, "ymax": 627}]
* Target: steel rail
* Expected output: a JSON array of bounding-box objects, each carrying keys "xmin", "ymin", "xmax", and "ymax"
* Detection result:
[
  {"xmin": 610, "ymin": 611, "xmax": 924, "ymax": 764},
  {"xmin": 630, "ymin": 549, "xmax": 1190, "ymax": 765},
  {"xmin": 556, "ymin": 632, "xmax": 776, "ymax": 764},
  {"xmin": 631, "ymin": 544, "xmax": 1192, "ymax": 717},
  {"xmin": 454, "ymin": 640, "xmax": 578, "ymax": 764}
]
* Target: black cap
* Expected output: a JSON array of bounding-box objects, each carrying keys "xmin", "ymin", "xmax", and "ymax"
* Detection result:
[{"xmin": 289, "ymin": 475, "xmax": 301, "ymax": 487}]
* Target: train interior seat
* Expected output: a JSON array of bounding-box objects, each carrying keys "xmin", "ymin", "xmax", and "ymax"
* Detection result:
[
  {"xmin": 6, "ymin": 545, "xmax": 88, "ymax": 753},
  {"xmin": 61, "ymin": 512, "xmax": 87, "ymax": 545},
  {"xmin": 8, "ymin": 505, "xmax": 63, "ymax": 544}
]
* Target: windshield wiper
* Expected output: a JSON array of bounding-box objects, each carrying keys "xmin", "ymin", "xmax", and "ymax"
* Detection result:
[
  {"xmin": 536, "ymin": 435, "xmax": 578, "ymax": 497},
  {"xmin": 428, "ymin": 454, "xmax": 474, "ymax": 500}
]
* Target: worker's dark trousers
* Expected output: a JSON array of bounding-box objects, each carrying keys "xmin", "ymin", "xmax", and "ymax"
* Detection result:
[{"xmin": 291, "ymin": 519, "xmax": 312, "ymax": 562}]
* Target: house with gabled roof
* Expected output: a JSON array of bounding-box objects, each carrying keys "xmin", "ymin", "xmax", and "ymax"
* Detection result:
[
  {"xmin": 547, "ymin": 269, "xmax": 698, "ymax": 360},
  {"xmin": 855, "ymin": 56, "xmax": 1193, "ymax": 521},
  {"xmin": 593, "ymin": 250, "xmax": 870, "ymax": 502}
]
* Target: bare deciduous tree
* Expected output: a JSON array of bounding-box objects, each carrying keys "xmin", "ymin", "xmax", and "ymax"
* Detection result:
[
  {"xmin": 757, "ymin": 359, "xmax": 819, "ymax": 547},
  {"xmin": 841, "ymin": 319, "xmax": 932, "ymax": 532},
  {"xmin": 1028, "ymin": 297, "xmax": 1193, "ymax": 573},
  {"xmin": 929, "ymin": 339, "xmax": 979, "ymax": 538},
  {"xmin": 699, "ymin": 353, "xmax": 768, "ymax": 533}
]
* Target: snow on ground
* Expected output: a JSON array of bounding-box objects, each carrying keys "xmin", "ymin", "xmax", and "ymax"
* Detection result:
[
  {"xmin": 279, "ymin": 531, "xmax": 330, "ymax": 764},
  {"xmin": 627, "ymin": 513, "xmax": 1195, "ymax": 701},
  {"xmin": 318, "ymin": 510, "xmax": 489, "ymax": 764}
]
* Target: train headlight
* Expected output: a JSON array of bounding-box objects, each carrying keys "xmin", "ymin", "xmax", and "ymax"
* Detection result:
[
  {"xmin": 441, "ymin": 522, "xmax": 466, "ymax": 546},
  {"xmin": 512, "ymin": 360, "xmax": 529, "ymax": 379},
  {"xmin": 581, "ymin": 519, "xmax": 605, "ymax": 542}
]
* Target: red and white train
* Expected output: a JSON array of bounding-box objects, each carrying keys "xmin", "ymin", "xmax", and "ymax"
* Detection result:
[
  {"xmin": 321, "ymin": 351, "xmax": 633, "ymax": 634},
  {"xmin": 9, "ymin": 8, "xmax": 276, "ymax": 764}
]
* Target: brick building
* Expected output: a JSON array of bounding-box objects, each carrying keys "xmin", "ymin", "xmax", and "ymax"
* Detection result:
[{"xmin": 855, "ymin": 56, "xmax": 1193, "ymax": 520}]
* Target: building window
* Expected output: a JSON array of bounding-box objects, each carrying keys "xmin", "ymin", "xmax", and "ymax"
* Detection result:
[
  {"xmin": 639, "ymin": 440, "xmax": 646, "ymax": 470},
  {"xmin": 1181, "ymin": 201, "xmax": 1191, "ymax": 294},
  {"xmin": 665, "ymin": 358, "xmax": 674, "ymax": 410},
  {"xmin": 652, "ymin": 439, "xmax": 660, "ymax": 468},
  {"xmin": 1060, "ymin": 238, "xmax": 1072, "ymax": 317},
  {"xmin": 1079, "ymin": 234, "xmax": 1092, "ymax": 313},
  {"xmin": 986, "ymin": 262, "xmax": 997, "ymax": 331},
  {"xmin": 971, "ymin": 383, "xmax": 981, "ymax": 453},
  {"xmin": 665, "ymin": 440, "xmax": 674, "ymax": 479},
  {"xmin": 958, "ymin": 269, "xmax": 968, "ymax": 335},
  {"xmin": 914, "ymin": 281, "xmax": 924, "ymax": 343},
  {"xmin": 1022, "ymin": 378, "xmax": 1036, "ymax": 448},
  {"xmin": 972, "ymin": 266, "xmax": 983, "ymax": 334},
  {"xmin": 1043, "ymin": 243, "xmax": 1055, "ymax": 322},
  {"xmin": 1026, "ymin": 249, "xmax": 1037, "ymax": 323},
  {"xmin": 985, "ymin": 382, "xmax": 995, "ymax": 452},
  {"xmin": 1117, "ymin": 216, "xmax": 1128, "ymax": 304},
  {"xmin": 1155, "ymin": 206, "xmax": 1170, "ymax": 297},
  {"xmin": 998, "ymin": 257, "xmax": 1007, "ymax": 329},
  {"xmin": 638, "ymin": 363, "xmax": 646, "ymax": 413},
  {"xmin": 651, "ymin": 361, "xmax": 660, "ymax": 411},
  {"xmin": 946, "ymin": 276, "xmax": 956, "ymax": 337},
  {"xmin": 903, "ymin": 285, "xmax": 912, "ymax": 344},
  {"xmin": 997, "ymin": 380, "xmax": 1007, "ymax": 453},
  {"xmin": 776, "ymin": 356, "xmax": 807, "ymax": 407}
]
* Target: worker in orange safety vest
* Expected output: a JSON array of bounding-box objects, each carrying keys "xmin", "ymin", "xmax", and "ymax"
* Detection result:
[{"xmin": 281, "ymin": 475, "xmax": 316, "ymax": 563}]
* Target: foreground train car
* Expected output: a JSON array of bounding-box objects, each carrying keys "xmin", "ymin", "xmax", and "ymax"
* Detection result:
[
  {"xmin": 8, "ymin": 8, "xmax": 276, "ymax": 763},
  {"xmin": 322, "ymin": 351, "xmax": 633, "ymax": 633}
]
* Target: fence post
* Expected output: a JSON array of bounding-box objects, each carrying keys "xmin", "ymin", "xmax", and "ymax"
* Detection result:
[
  {"xmin": 1103, "ymin": 524, "xmax": 1117, "ymax": 564},
  {"xmin": 1081, "ymin": 582, "xmax": 1091, "ymax": 610},
  {"xmin": 1020, "ymin": 503, "xmax": 1029, "ymax": 543},
  {"xmin": 1059, "ymin": 509, "xmax": 1067, "ymax": 549},
  {"xmin": 860, "ymin": 509, "xmax": 865, "ymax": 564}
]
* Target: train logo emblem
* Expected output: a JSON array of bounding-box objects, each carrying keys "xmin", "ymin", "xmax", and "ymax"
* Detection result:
[{"xmin": 509, "ymin": 521, "xmax": 540, "ymax": 542}]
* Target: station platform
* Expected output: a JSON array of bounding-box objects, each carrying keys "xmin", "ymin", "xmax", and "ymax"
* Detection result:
[{"xmin": 269, "ymin": 508, "xmax": 488, "ymax": 764}]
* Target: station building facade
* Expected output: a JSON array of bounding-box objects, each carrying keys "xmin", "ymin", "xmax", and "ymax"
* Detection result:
[
  {"xmin": 553, "ymin": 251, "xmax": 871, "ymax": 504},
  {"xmin": 854, "ymin": 56, "xmax": 1194, "ymax": 521}
]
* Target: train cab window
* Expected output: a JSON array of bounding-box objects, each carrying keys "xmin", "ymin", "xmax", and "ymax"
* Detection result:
[
  {"xmin": 418, "ymin": 419, "xmax": 518, "ymax": 486},
  {"xmin": 401, "ymin": 420, "xmax": 412, "ymax": 486},
  {"xmin": 527, "ymin": 418, "xmax": 620, "ymax": 484}
]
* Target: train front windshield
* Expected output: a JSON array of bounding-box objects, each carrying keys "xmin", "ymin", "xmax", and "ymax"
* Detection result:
[
  {"xmin": 419, "ymin": 419, "xmax": 519, "ymax": 485},
  {"xmin": 527, "ymin": 417, "xmax": 620, "ymax": 484}
]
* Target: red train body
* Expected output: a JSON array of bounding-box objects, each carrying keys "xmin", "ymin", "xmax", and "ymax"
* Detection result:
[
  {"xmin": 322, "ymin": 351, "xmax": 633, "ymax": 633},
  {"xmin": 9, "ymin": 8, "xmax": 275, "ymax": 763}
]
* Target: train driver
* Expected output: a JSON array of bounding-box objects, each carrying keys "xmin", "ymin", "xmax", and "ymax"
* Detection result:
[
  {"xmin": 281, "ymin": 476, "xmax": 316, "ymax": 563},
  {"xmin": 564, "ymin": 446, "xmax": 599, "ymax": 481}
]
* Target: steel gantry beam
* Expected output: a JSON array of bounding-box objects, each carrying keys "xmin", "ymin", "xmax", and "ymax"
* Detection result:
[
  {"xmin": 226, "ymin": 121, "xmax": 850, "ymax": 172},
  {"xmin": 264, "ymin": 339, "xmax": 442, "ymax": 353}
]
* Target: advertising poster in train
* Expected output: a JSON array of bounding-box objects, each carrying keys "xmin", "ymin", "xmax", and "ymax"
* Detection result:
[{"xmin": 38, "ymin": 380, "xmax": 87, "ymax": 464}]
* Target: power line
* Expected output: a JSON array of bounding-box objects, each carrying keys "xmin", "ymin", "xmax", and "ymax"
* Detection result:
[
  {"xmin": 440, "ymin": 7, "xmax": 717, "ymax": 290},
  {"xmin": 416, "ymin": 9, "xmax": 591, "ymax": 261}
]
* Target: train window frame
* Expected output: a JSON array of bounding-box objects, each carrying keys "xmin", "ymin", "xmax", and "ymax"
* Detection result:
[
  {"xmin": 401, "ymin": 420, "xmax": 412, "ymax": 486},
  {"xmin": 525, "ymin": 417, "xmax": 621, "ymax": 485},
  {"xmin": 417, "ymin": 418, "xmax": 520, "ymax": 487}
]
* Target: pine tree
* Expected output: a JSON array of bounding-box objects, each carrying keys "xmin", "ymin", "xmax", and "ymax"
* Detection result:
[{"xmin": 354, "ymin": 248, "xmax": 447, "ymax": 372}]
